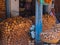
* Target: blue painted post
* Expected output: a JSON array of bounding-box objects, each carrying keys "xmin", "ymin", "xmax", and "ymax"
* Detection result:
[
  {"xmin": 35, "ymin": 0, "xmax": 43, "ymax": 43},
  {"xmin": 6, "ymin": 0, "xmax": 10, "ymax": 18}
]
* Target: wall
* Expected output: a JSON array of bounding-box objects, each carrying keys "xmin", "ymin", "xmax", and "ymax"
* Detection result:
[
  {"xmin": 54, "ymin": 0, "xmax": 60, "ymax": 22},
  {"xmin": 55, "ymin": 0, "xmax": 60, "ymax": 13},
  {"xmin": 10, "ymin": 0, "xmax": 19, "ymax": 17},
  {"xmin": 0, "ymin": 0, "xmax": 6, "ymax": 18}
]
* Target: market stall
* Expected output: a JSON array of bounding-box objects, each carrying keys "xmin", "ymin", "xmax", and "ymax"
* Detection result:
[{"xmin": 0, "ymin": 0, "xmax": 60, "ymax": 45}]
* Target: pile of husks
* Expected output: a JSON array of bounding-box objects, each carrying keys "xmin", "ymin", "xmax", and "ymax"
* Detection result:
[{"xmin": 0, "ymin": 16, "xmax": 32, "ymax": 45}]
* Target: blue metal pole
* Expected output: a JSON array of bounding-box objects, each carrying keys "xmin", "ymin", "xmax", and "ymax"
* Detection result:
[
  {"xmin": 35, "ymin": 0, "xmax": 39, "ymax": 42},
  {"xmin": 6, "ymin": 0, "xmax": 10, "ymax": 18},
  {"xmin": 35, "ymin": 0, "xmax": 43, "ymax": 43}
]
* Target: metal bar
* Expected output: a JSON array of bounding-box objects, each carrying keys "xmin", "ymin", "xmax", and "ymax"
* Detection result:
[{"xmin": 35, "ymin": 0, "xmax": 43, "ymax": 43}]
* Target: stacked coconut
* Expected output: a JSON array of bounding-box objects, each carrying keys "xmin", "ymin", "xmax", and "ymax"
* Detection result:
[
  {"xmin": 42, "ymin": 14, "xmax": 56, "ymax": 31},
  {"xmin": 40, "ymin": 23, "xmax": 60, "ymax": 43},
  {"xmin": 40, "ymin": 14, "xmax": 60, "ymax": 43},
  {"xmin": 0, "ymin": 16, "xmax": 32, "ymax": 45},
  {"xmin": 29, "ymin": 14, "xmax": 60, "ymax": 43},
  {"xmin": 29, "ymin": 14, "xmax": 56, "ymax": 31}
]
